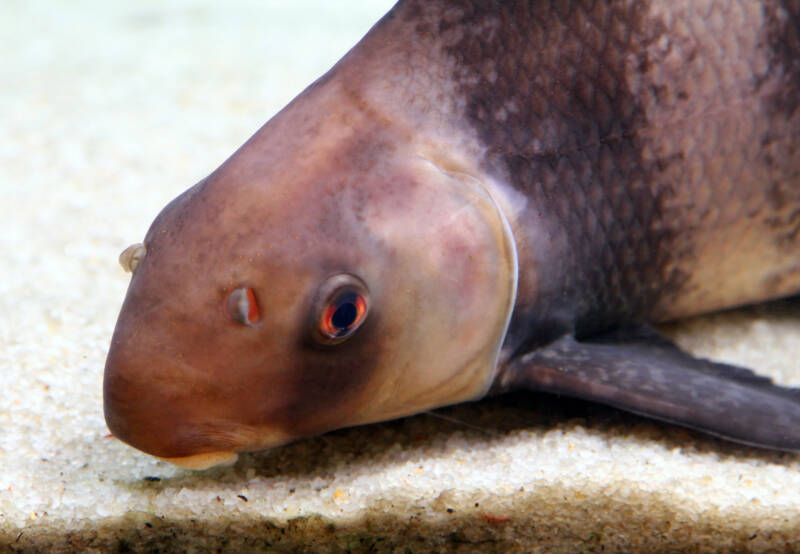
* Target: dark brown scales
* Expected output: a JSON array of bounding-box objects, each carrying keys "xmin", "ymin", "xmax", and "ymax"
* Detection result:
[{"xmin": 396, "ymin": 0, "xmax": 800, "ymax": 353}]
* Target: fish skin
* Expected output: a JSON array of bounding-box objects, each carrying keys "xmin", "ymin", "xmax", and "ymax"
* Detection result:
[
  {"xmin": 104, "ymin": 0, "xmax": 800, "ymax": 466},
  {"xmin": 411, "ymin": 0, "xmax": 800, "ymax": 359}
]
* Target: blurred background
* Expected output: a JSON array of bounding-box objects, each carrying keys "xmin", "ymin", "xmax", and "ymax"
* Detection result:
[{"xmin": 1, "ymin": 1, "xmax": 395, "ymax": 247}]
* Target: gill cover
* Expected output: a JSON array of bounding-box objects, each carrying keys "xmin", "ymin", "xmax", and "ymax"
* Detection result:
[{"xmin": 338, "ymin": 155, "xmax": 518, "ymax": 427}]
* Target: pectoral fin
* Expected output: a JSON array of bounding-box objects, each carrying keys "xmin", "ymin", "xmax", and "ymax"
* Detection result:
[{"xmin": 499, "ymin": 326, "xmax": 800, "ymax": 452}]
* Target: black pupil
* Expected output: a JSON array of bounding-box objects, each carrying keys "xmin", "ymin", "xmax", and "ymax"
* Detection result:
[{"xmin": 331, "ymin": 300, "xmax": 358, "ymax": 331}]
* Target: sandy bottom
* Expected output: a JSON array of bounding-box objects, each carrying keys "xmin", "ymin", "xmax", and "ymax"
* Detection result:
[{"xmin": 2, "ymin": 1, "xmax": 800, "ymax": 551}]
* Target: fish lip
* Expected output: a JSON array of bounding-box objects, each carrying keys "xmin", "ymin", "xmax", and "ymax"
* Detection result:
[{"xmin": 159, "ymin": 451, "xmax": 240, "ymax": 470}]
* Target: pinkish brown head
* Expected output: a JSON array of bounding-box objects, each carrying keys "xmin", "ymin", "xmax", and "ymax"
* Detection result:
[{"xmin": 103, "ymin": 14, "xmax": 517, "ymax": 469}]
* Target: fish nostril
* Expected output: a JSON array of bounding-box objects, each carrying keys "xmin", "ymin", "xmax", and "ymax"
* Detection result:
[
  {"xmin": 226, "ymin": 287, "xmax": 261, "ymax": 326},
  {"xmin": 119, "ymin": 243, "xmax": 146, "ymax": 273}
]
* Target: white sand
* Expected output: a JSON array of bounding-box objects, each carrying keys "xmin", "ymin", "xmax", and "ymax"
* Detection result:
[{"xmin": 2, "ymin": 1, "xmax": 800, "ymax": 551}]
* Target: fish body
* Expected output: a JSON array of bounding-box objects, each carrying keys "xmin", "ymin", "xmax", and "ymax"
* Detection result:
[{"xmin": 105, "ymin": 0, "xmax": 800, "ymax": 469}]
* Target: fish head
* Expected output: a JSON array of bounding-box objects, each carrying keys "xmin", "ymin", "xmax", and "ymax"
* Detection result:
[{"xmin": 103, "ymin": 69, "xmax": 517, "ymax": 470}]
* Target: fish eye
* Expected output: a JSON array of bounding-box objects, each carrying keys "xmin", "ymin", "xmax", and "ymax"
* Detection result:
[
  {"xmin": 314, "ymin": 274, "xmax": 369, "ymax": 344},
  {"xmin": 226, "ymin": 286, "xmax": 261, "ymax": 326}
]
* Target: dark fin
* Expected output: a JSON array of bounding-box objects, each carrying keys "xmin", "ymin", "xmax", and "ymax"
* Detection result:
[{"xmin": 499, "ymin": 325, "xmax": 800, "ymax": 452}]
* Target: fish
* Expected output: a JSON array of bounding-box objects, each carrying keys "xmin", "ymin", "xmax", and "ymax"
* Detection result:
[{"xmin": 104, "ymin": 0, "xmax": 800, "ymax": 470}]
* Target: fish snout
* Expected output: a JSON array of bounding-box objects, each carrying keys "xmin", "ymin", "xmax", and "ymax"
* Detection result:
[{"xmin": 103, "ymin": 345, "xmax": 246, "ymax": 469}]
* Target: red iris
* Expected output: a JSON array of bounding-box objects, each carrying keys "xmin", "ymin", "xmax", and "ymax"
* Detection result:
[{"xmin": 319, "ymin": 291, "xmax": 368, "ymax": 341}]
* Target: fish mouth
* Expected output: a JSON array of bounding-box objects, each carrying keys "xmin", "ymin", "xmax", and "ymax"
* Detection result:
[
  {"xmin": 105, "ymin": 406, "xmax": 291, "ymax": 470},
  {"xmin": 159, "ymin": 451, "xmax": 240, "ymax": 470},
  {"xmin": 104, "ymin": 342, "xmax": 289, "ymax": 468},
  {"xmin": 155, "ymin": 425, "xmax": 295, "ymax": 469}
]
